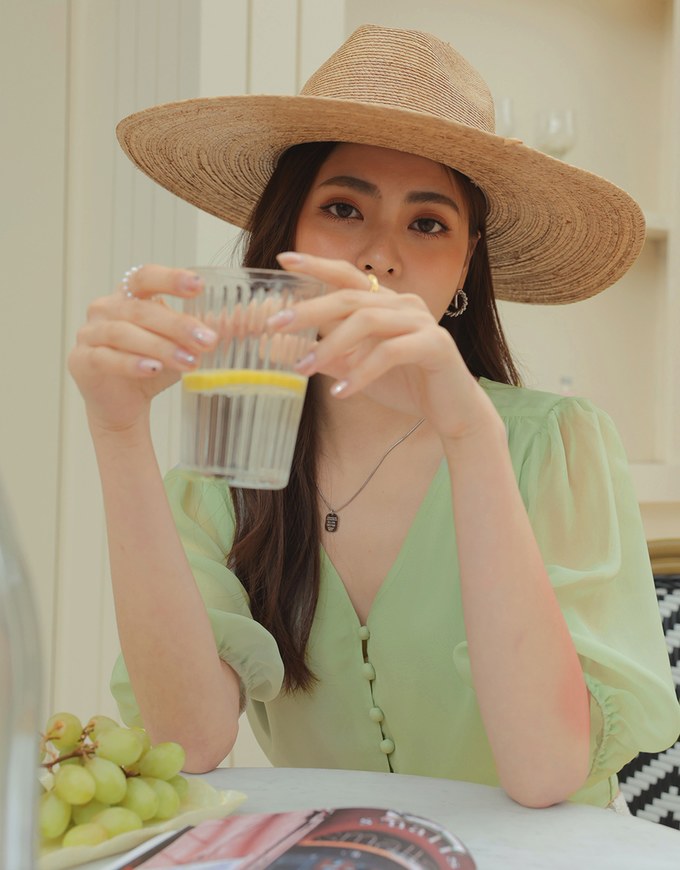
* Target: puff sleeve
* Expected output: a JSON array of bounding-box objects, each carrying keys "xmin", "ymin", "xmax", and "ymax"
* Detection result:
[
  {"xmin": 110, "ymin": 469, "xmax": 284, "ymax": 727},
  {"xmin": 517, "ymin": 397, "xmax": 680, "ymax": 790}
]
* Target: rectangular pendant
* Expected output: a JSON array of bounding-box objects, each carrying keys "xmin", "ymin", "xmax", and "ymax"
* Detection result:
[{"xmin": 324, "ymin": 512, "xmax": 339, "ymax": 532}]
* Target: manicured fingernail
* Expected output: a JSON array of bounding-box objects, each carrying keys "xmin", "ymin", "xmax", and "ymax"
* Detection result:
[
  {"xmin": 180, "ymin": 273, "xmax": 204, "ymax": 293},
  {"xmin": 294, "ymin": 351, "xmax": 316, "ymax": 373},
  {"xmin": 138, "ymin": 358, "xmax": 163, "ymax": 373},
  {"xmin": 174, "ymin": 349, "xmax": 197, "ymax": 367},
  {"xmin": 267, "ymin": 309, "xmax": 295, "ymax": 328},
  {"xmin": 192, "ymin": 326, "xmax": 218, "ymax": 346},
  {"xmin": 277, "ymin": 251, "xmax": 303, "ymax": 265},
  {"xmin": 330, "ymin": 379, "xmax": 349, "ymax": 397}
]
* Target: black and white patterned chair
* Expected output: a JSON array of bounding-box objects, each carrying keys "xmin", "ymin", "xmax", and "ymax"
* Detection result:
[{"xmin": 618, "ymin": 540, "xmax": 680, "ymax": 827}]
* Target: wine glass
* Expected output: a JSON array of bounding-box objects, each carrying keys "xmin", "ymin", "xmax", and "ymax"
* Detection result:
[
  {"xmin": 495, "ymin": 96, "xmax": 515, "ymax": 138},
  {"xmin": 535, "ymin": 108, "xmax": 576, "ymax": 158}
]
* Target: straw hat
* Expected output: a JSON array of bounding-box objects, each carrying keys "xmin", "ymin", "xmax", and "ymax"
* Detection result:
[{"xmin": 116, "ymin": 24, "xmax": 645, "ymax": 304}]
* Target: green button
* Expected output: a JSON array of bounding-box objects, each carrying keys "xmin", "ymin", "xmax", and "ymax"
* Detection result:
[
  {"xmin": 380, "ymin": 738, "xmax": 395, "ymax": 755},
  {"xmin": 369, "ymin": 706, "xmax": 384, "ymax": 723},
  {"xmin": 362, "ymin": 663, "xmax": 376, "ymax": 681},
  {"xmin": 358, "ymin": 625, "xmax": 370, "ymax": 641}
]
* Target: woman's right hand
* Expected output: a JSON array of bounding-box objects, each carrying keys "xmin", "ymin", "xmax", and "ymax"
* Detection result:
[{"xmin": 68, "ymin": 265, "xmax": 218, "ymax": 434}]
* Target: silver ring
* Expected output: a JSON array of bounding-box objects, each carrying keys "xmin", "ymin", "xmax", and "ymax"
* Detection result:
[{"xmin": 121, "ymin": 264, "xmax": 143, "ymax": 298}]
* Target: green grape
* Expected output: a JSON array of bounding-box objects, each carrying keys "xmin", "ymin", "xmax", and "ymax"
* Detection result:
[
  {"xmin": 45, "ymin": 712, "xmax": 83, "ymax": 751},
  {"xmin": 95, "ymin": 727, "xmax": 144, "ymax": 767},
  {"xmin": 54, "ymin": 764, "xmax": 96, "ymax": 805},
  {"xmin": 72, "ymin": 799, "xmax": 110, "ymax": 825},
  {"xmin": 86, "ymin": 715, "xmax": 119, "ymax": 739},
  {"xmin": 39, "ymin": 791, "xmax": 72, "ymax": 841},
  {"xmin": 40, "ymin": 836, "xmax": 63, "ymax": 851},
  {"xmin": 85, "ymin": 756, "xmax": 127, "ymax": 804},
  {"xmin": 125, "ymin": 730, "xmax": 152, "ymax": 775},
  {"xmin": 62, "ymin": 822, "xmax": 109, "ymax": 847},
  {"xmin": 95, "ymin": 806, "xmax": 143, "ymax": 837},
  {"xmin": 143, "ymin": 777, "xmax": 181, "ymax": 820},
  {"xmin": 132, "ymin": 727, "xmax": 152, "ymax": 755},
  {"xmin": 118, "ymin": 777, "xmax": 159, "ymax": 821},
  {"xmin": 137, "ymin": 742, "xmax": 185, "ymax": 781},
  {"xmin": 169, "ymin": 774, "xmax": 189, "ymax": 800}
]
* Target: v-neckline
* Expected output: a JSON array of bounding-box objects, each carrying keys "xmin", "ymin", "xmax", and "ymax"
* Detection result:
[{"xmin": 320, "ymin": 460, "xmax": 448, "ymax": 626}]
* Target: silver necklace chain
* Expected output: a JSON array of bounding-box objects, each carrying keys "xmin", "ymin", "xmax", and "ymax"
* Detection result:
[{"xmin": 316, "ymin": 417, "xmax": 425, "ymax": 533}]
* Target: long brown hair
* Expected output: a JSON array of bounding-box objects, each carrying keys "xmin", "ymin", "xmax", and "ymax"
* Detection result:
[{"xmin": 229, "ymin": 142, "xmax": 520, "ymax": 692}]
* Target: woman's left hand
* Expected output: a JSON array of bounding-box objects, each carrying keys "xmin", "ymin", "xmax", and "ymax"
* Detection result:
[{"xmin": 271, "ymin": 252, "xmax": 496, "ymax": 442}]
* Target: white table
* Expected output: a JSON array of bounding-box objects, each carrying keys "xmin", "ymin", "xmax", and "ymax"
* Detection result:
[{"xmin": 82, "ymin": 767, "xmax": 680, "ymax": 869}]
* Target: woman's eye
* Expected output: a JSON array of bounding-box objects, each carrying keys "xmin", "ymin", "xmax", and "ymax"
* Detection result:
[
  {"xmin": 323, "ymin": 202, "xmax": 360, "ymax": 220},
  {"xmin": 411, "ymin": 217, "xmax": 448, "ymax": 235}
]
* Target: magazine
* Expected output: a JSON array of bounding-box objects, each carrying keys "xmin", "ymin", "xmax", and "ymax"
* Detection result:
[{"xmin": 114, "ymin": 806, "xmax": 476, "ymax": 869}]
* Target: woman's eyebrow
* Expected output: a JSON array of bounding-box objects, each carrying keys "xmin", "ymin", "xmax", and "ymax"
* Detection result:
[
  {"xmin": 317, "ymin": 176, "xmax": 460, "ymax": 213},
  {"xmin": 406, "ymin": 190, "xmax": 460, "ymax": 213},
  {"xmin": 318, "ymin": 175, "xmax": 378, "ymax": 196}
]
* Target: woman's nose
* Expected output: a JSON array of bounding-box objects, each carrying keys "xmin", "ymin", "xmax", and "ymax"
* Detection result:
[
  {"xmin": 361, "ymin": 262, "xmax": 395, "ymax": 277},
  {"xmin": 356, "ymin": 231, "xmax": 400, "ymax": 278}
]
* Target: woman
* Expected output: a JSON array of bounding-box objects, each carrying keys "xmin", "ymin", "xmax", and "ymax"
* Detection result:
[{"xmin": 69, "ymin": 25, "xmax": 680, "ymax": 809}]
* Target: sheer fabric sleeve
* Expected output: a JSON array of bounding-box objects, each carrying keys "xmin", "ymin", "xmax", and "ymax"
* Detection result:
[
  {"xmin": 110, "ymin": 469, "xmax": 284, "ymax": 727},
  {"xmin": 518, "ymin": 398, "xmax": 680, "ymax": 788}
]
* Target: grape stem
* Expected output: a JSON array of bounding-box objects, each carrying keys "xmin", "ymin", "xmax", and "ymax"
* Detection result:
[
  {"xmin": 40, "ymin": 745, "xmax": 95, "ymax": 770},
  {"xmin": 39, "ymin": 744, "xmax": 141, "ymax": 778}
]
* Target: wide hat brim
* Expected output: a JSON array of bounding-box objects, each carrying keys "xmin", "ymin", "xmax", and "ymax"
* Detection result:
[{"xmin": 117, "ymin": 94, "xmax": 645, "ymax": 304}]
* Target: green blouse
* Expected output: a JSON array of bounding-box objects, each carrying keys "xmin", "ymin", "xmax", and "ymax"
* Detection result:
[{"xmin": 111, "ymin": 379, "xmax": 680, "ymax": 807}]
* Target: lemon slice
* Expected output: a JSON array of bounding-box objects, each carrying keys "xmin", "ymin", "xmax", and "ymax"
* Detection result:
[{"xmin": 182, "ymin": 369, "xmax": 307, "ymax": 394}]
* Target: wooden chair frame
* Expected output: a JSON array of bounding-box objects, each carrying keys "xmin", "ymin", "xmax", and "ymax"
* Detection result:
[{"xmin": 648, "ymin": 539, "xmax": 680, "ymax": 575}]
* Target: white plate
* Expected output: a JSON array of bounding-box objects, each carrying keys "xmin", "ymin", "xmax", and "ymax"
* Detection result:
[{"xmin": 38, "ymin": 785, "xmax": 247, "ymax": 870}]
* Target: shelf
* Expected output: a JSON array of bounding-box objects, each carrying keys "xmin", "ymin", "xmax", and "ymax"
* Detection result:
[{"xmin": 630, "ymin": 463, "xmax": 680, "ymax": 503}]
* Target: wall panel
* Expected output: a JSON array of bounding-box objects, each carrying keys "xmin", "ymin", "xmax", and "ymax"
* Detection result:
[
  {"xmin": 54, "ymin": 0, "xmax": 201, "ymax": 719},
  {"xmin": 0, "ymin": 0, "xmax": 69, "ymax": 716}
]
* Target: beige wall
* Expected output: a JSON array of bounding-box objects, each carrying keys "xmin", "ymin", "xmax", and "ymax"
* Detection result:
[
  {"xmin": 1, "ymin": 0, "xmax": 677, "ymax": 768},
  {"xmin": 1, "ymin": 0, "xmax": 70, "ymax": 708}
]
